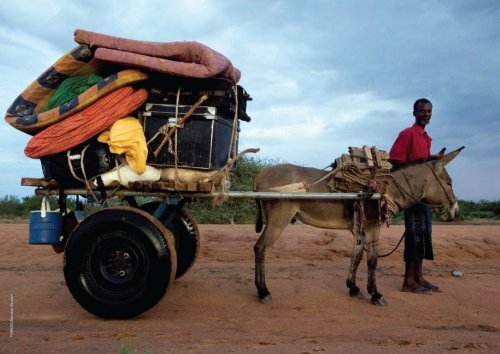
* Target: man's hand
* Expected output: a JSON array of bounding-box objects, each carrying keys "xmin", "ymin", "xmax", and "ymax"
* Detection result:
[{"xmin": 428, "ymin": 148, "xmax": 446, "ymax": 161}]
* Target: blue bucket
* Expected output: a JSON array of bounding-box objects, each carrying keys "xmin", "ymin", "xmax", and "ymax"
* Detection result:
[{"xmin": 29, "ymin": 198, "xmax": 62, "ymax": 245}]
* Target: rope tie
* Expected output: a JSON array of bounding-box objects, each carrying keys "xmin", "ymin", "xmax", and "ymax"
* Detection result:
[
  {"xmin": 173, "ymin": 87, "xmax": 181, "ymax": 185},
  {"xmin": 67, "ymin": 146, "xmax": 87, "ymax": 183},
  {"xmin": 152, "ymin": 94, "xmax": 208, "ymax": 158},
  {"xmin": 210, "ymin": 85, "xmax": 241, "ymax": 205},
  {"xmin": 391, "ymin": 164, "xmax": 455, "ymax": 212}
]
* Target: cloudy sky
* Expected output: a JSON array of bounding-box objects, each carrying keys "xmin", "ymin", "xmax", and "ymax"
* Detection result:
[{"xmin": 0, "ymin": 0, "xmax": 498, "ymax": 201}]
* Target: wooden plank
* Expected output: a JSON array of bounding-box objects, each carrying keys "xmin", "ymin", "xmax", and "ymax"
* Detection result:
[
  {"xmin": 348, "ymin": 147, "xmax": 362, "ymax": 164},
  {"xmin": 340, "ymin": 154, "xmax": 351, "ymax": 165},
  {"xmin": 199, "ymin": 182, "xmax": 213, "ymax": 192},
  {"xmin": 174, "ymin": 182, "xmax": 187, "ymax": 191},
  {"xmin": 21, "ymin": 178, "xmax": 59, "ymax": 188},
  {"xmin": 159, "ymin": 181, "xmax": 176, "ymax": 190},
  {"xmin": 363, "ymin": 145, "xmax": 374, "ymax": 166},
  {"xmin": 129, "ymin": 181, "xmax": 142, "ymax": 190},
  {"xmin": 372, "ymin": 147, "xmax": 382, "ymax": 167}
]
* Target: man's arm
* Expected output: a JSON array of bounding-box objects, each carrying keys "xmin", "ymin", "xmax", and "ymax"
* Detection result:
[{"xmin": 389, "ymin": 130, "xmax": 411, "ymax": 169}]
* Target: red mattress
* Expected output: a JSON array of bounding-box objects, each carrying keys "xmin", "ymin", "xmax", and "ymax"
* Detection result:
[{"xmin": 74, "ymin": 29, "xmax": 241, "ymax": 84}]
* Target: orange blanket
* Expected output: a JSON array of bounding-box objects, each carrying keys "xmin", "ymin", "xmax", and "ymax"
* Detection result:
[{"xmin": 25, "ymin": 86, "xmax": 147, "ymax": 158}]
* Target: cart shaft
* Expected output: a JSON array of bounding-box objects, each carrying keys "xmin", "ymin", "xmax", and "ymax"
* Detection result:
[{"xmin": 33, "ymin": 188, "xmax": 380, "ymax": 200}]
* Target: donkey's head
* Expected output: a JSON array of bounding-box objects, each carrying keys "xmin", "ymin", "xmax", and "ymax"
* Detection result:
[{"xmin": 421, "ymin": 146, "xmax": 464, "ymax": 221}]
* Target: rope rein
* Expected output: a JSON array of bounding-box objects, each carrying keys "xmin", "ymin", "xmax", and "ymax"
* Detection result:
[
  {"xmin": 373, "ymin": 162, "xmax": 456, "ymax": 258},
  {"xmin": 373, "ymin": 232, "xmax": 405, "ymax": 258},
  {"xmin": 391, "ymin": 163, "xmax": 456, "ymax": 212},
  {"xmin": 307, "ymin": 170, "xmax": 335, "ymax": 189},
  {"xmin": 425, "ymin": 163, "xmax": 456, "ymax": 206}
]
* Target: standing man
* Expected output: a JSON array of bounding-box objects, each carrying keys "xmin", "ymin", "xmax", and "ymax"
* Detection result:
[{"xmin": 389, "ymin": 98, "xmax": 441, "ymax": 294}]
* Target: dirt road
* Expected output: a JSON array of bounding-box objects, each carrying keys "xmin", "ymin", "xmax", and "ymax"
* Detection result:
[{"xmin": 0, "ymin": 223, "xmax": 499, "ymax": 353}]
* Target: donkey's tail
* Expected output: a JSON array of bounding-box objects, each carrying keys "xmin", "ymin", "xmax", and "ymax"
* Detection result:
[{"xmin": 255, "ymin": 199, "xmax": 264, "ymax": 233}]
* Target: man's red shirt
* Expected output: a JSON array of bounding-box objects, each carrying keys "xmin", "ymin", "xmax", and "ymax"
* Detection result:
[{"xmin": 389, "ymin": 124, "xmax": 432, "ymax": 162}]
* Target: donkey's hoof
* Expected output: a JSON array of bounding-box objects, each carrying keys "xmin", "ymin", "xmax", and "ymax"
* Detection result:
[
  {"xmin": 349, "ymin": 286, "xmax": 365, "ymax": 299},
  {"xmin": 371, "ymin": 293, "xmax": 388, "ymax": 306},
  {"xmin": 372, "ymin": 297, "xmax": 388, "ymax": 306},
  {"xmin": 350, "ymin": 291, "xmax": 365, "ymax": 300},
  {"xmin": 260, "ymin": 294, "xmax": 273, "ymax": 304}
]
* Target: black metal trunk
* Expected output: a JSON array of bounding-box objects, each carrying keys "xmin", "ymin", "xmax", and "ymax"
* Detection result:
[{"xmin": 143, "ymin": 104, "xmax": 239, "ymax": 170}]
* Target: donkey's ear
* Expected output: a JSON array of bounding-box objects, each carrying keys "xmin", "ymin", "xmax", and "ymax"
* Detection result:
[
  {"xmin": 437, "ymin": 147, "xmax": 446, "ymax": 158},
  {"xmin": 439, "ymin": 146, "xmax": 465, "ymax": 166}
]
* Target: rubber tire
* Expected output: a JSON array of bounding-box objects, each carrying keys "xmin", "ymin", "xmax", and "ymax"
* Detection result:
[
  {"xmin": 139, "ymin": 201, "xmax": 200, "ymax": 279},
  {"xmin": 63, "ymin": 206, "xmax": 177, "ymax": 319}
]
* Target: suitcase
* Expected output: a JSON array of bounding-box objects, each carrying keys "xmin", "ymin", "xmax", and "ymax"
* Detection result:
[
  {"xmin": 40, "ymin": 139, "xmax": 116, "ymax": 187},
  {"xmin": 146, "ymin": 75, "xmax": 252, "ymax": 122},
  {"xmin": 143, "ymin": 103, "xmax": 239, "ymax": 170}
]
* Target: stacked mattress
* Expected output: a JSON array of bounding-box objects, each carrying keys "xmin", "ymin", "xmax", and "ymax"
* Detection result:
[{"xmin": 5, "ymin": 29, "xmax": 251, "ymax": 188}]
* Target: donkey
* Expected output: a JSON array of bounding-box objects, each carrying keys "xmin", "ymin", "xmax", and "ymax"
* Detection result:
[{"xmin": 253, "ymin": 147, "xmax": 464, "ymax": 305}]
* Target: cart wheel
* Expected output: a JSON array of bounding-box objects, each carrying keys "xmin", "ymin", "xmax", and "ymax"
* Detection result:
[
  {"xmin": 63, "ymin": 207, "xmax": 177, "ymax": 319},
  {"xmin": 140, "ymin": 202, "xmax": 200, "ymax": 279}
]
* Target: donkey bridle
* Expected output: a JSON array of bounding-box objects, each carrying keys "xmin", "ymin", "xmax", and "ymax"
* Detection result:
[{"xmin": 392, "ymin": 163, "xmax": 456, "ymax": 214}]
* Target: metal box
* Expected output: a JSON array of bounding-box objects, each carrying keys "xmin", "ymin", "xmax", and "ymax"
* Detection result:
[
  {"xmin": 143, "ymin": 104, "xmax": 239, "ymax": 170},
  {"xmin": 146, "ymin": 75, "xmax": 252, "ymax": 122}
]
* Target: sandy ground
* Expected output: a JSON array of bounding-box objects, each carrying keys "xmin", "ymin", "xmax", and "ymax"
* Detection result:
[{"xmin": 0, "ymin": 222, "xmax": 499, "ymax": 353}]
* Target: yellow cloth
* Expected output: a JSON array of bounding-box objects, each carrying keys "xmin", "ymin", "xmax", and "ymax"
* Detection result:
[{"xmin": 98, "ymin": 117, "xmax": 148, "ymax": 174}]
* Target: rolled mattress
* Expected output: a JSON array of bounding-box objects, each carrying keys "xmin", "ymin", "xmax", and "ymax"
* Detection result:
[
  {"xmin": 25, "ymin": 86, "xmax": 148, "ymax": 158},
  {"xmin": 5, "ymin": 44, "xmax": 148, "ymax": 135}
]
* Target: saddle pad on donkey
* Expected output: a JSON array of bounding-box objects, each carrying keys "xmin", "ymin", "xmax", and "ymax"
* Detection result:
[
  {"xmin": 24, "ymin": 86, "xmax": 148, "ymax": 158},
  {"xmin": 5, "ymin": 43, "xmax": 148, "ymax": 135}
]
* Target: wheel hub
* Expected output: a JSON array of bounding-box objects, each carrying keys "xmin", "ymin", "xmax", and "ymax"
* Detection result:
[{"xmin": 105, "ymin": 249, "xmax": 134, "ymax": 278}]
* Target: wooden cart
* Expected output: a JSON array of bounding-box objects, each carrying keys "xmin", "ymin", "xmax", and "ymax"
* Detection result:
[{"xmin": 22, "ymin": 177, "xmax": 379, "ymax": 319}]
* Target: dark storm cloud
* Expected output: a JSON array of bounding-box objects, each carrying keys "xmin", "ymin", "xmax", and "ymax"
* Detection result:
[{"xmin": 0, "ymin": 0, "xmax": 498, "ymax": 200}]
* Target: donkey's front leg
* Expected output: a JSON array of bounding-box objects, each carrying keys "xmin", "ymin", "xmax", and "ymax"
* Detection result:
[
  {"xmin": 366, "ymin": 227, "xmax": 387, "ymax": 305},
  {"xmin": 346, "ymin": 228, "xmax": 366, "ymax": 299}
]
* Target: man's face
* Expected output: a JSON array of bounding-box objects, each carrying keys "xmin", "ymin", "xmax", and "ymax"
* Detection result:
[{"xmin": 414, "ymin": 102, "xmax": 432, "ymax": 127}]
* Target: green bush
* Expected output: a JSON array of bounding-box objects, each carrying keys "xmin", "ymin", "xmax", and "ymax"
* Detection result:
[
  {"xmin": 1, "ymin": 161, "xmax": 499, "ymax": 224},
  {"xmin": 187, "ymin": 156, "xmax": 275, "ymax": 224},
  {"xmin": 0, "ymin": 195, "xmax": 23, "ymax": 217},
  {"xmin": 467, "ymin": 210, "xmax": 496, "ymax": 219}
]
